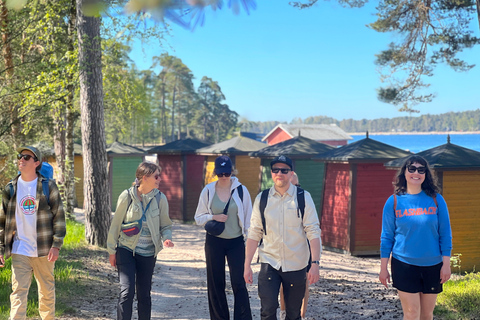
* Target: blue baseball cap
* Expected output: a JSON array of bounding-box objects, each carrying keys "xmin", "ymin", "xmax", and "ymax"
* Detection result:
[{"xmin": 214, "ymin": 155, "xmax": 232, "ymax": 174}]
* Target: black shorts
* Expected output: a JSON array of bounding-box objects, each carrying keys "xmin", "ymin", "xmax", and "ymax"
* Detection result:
[{"xmin": 391, "ymin": 257, "xmax": 443, "ymax": 294}]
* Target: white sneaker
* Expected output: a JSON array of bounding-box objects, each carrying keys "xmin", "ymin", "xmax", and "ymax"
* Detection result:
[{"xmin": 279, "ymin": 310, "xmax": 286, "ymax": 320}]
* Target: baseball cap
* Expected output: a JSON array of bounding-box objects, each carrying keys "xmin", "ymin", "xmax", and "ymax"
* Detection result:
[
  {"xmin": 214, "ymin": 155, "xmax": 232, "ymax": 174},
  {"xmin": 270, "ymin": 155, "xmax": 293, "ymax": 170},
  {"xmin": 17, "ymin": 146, "xmax": 42, "ymax": 162}
]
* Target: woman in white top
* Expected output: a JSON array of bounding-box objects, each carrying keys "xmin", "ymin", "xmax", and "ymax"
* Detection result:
[{"xmin": 195, "ymin": 155, "xmax": 253, "ymax": 320}]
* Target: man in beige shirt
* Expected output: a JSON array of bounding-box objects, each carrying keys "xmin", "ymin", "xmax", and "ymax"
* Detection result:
[{"xmin": 244, "ymin": 155, "xmax": 321, "ymax": 320}]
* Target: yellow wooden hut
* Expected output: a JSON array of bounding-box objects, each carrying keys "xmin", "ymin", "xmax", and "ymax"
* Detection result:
[
  {"xmin": 196, "ymin": 136, "xmax": 266, "ymax": 198},
  {"xmin": 386, "ymin": 138, "xmax": 480, "ymax": 272}
]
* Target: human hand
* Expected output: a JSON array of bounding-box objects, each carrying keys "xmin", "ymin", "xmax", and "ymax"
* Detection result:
[
  {"xmin": 244, "ymin": 265, "xmax": 253, "ymax": 284},
  {"xmin": 47, "ymin": 247, "xmax": 60, "ymax": 262},
  {"xmin": 379, "ymin": 269, "xmax": 390, "ymax": 288},
  {"xmin": 308, "ymin": 263, "xmax": 320, "ymax": 285},
  {"xmin": 213, "ymin": 214, "xmax": 228, "ymax": 222},
  {"xmin": 109, "ymin": 254, "xmax": 116, "ymax": 267},
  {"xmin": 0, "ymin": 255, "xmax": 5, "ymax": 268},
  {"xmin": 440, "ymin": 263, "xmax": 451, "ymax": 284},
  {"xmin": 163, "ymin": 239, "xmax": 174, "ymax": 248}
]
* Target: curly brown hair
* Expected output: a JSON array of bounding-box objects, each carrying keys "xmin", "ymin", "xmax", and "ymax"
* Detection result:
[{"xmin": 393, "ymin": 155, "xmax": 440, "ymax": 197}]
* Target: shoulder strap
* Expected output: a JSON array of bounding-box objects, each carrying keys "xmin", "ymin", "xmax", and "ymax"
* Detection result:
[
  {"xmin": 126, "ymin": 192, "xmax": 133, "ymax": 213},
  {"xmin": 237, "ymin": 185, "xmax": 243, "ymax": 202},
  {"xmin": 9, "ymin": 179, "xmax": 50, "ymax": 206},
  {"xmin": 296, "ymin": 187, "xmax": 305, "ymax": 220},
  {"xmin": 259, "ymin": 189, "xmax": 269, "ymax": 236},
  {"xmin": 42, "ymin": 179, "xmax": 50, "ymax": 207},
  {"xmin": 155, "ymin": 191, "xmax": 162, "ymax": 206}
]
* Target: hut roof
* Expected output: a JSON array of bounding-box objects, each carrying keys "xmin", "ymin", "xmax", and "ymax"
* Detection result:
[
  {"xmin": 263, "ymin": 124, "xmax": 352, "ymax": 142},
  {"xmin": 315, "ymin": 137, "xmax": 411, "ymax": 162},
  {"xmin": 249, "ymin": 136, "xmax": 335, "ymax": 158},
  {"xmin": 147, "ymin": 138, "xmax": 210, "ymax": 154},
  {"xmin": 385, "ymin": 141, "xmax": 480, "ymax": 169},
  {"xmin": 197, "ymin": 136, "xmax": 266, "ymax": 155},
  {"xmin": 107, "ymin": 141, "xmax": 145, "ymax": 155}
]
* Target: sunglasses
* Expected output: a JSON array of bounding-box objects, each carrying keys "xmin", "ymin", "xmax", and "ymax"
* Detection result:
[
  {"xmin": 149, "ymin": 174, "xmax": 161, "ymax": 180},
  {"xmin": 271, "ymin": 168, "xmax": 291, "ymax": 174},
  {"xmin": 17, "ymin": 154, "xmax": 37, "ymax": 161},
  {"xmin": 407, "ymin": 165, "xmax": 426, "ymax": 174},
  {"xmin": 217, "ymin": 172, "xmax": 232, "ymax": 178}
]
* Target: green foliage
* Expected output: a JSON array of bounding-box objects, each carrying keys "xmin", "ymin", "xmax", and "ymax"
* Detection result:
[
  {"xmin": 0, "ymin": 220, "xmax": 86, "ymax": 318},
  {"xmin": 435, "ymin": 272, "xmax": 480, "ymax": 319},
  {"xmin": 451, "ymin": 253, "xmax": 463, "ymax": 275},
  {"xmin": 241, "ymin": 109, "xmax": 480, "ymax": 134}
]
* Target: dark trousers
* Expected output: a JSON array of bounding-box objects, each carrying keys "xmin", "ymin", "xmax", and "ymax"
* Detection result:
[
  {"xmin": 116, "ymin": 247, "xmax": 157, "ymax": 320},
  {"xmin": 258, "ymin": 263, "xmax": 307, "ymax": 320},
  {"xmin": 205, "ymin": 233, "xmax": 252, "ymax": 320}
]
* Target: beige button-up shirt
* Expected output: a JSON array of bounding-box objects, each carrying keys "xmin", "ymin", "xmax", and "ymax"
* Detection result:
[{"xmin": 248, "ymin": 184, "xmax": 321, "ymax": 272}]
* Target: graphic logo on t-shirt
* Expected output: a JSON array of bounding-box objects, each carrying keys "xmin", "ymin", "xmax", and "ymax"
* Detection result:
[{"xmin": 20, "ymin": 195, "xmax": 36, "ymax": 215}]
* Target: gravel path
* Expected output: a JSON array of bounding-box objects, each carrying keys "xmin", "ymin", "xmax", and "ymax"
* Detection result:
[
  {"xmin": 70, "ymin": 209, "xmax": 403, "ymax": 319},
  {"xmin": 147, "ymin": 223, "xmax": 403, "ymax": 320}
]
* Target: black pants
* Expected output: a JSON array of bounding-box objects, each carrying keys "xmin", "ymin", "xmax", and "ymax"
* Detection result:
[
  {"xmin": 205, "ymin": 233, "xmax": 252, "ymax": 320},
  {"xmin": 116, "ymin": 247, "xmax": 157, "ymax": 320},
  {"xmin": 258, "ymin": 263, "xmax": 307, "ymax": 320}
]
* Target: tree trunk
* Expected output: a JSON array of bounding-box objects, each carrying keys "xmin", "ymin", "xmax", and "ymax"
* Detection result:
[
  {"xmin": 65, "ymin": 0, "xmax": 78, "ymax": 217},
  {"xmin": 171, "ymin": 78, "xmax": 177, "ymax": 141},
  {"xmin": 0, "ymin": 1, "xmax": 19, "ymax": 142},
  {"xmin": 476, "ymin": 0, "xmax": 480, "ymax": 32},
  {"xmin": 77, "ymin": 0, "xmax": 110, "ymax": 247}
]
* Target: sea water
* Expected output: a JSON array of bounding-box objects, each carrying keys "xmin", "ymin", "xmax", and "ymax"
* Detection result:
[{"xmin": 349, "ymin": 133, "xmax": 480, "ymax": 154}]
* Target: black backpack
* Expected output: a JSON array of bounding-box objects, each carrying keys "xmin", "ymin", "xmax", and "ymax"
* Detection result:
[{"xmin": 259, "ymin": 187, "xmax": 305, "ymax": 236}]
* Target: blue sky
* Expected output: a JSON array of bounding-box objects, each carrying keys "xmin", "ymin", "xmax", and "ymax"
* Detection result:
[{"xmin": 129, "ymin": 1, "xmax": 480, "ymax": 123}]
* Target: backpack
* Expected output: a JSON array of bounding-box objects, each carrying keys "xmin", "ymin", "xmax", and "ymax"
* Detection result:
[
  {"xmin": 259, "ymin": 186, "xmax": 305, "ymax": 236},
  {"xmin": 9, "ymin": 162, "xmax": 54, "ymax": 206},
  {"xmin": 9, "ymin": 177, "xmax": 50, "ymax": 207}
]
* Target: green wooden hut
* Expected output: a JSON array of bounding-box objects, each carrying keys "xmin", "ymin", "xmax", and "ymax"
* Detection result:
[
  {"xmin": 107, "ymin": 141, "xmax": 146, "ymax": 211},
  {"xmin": 385, "ymin": 137, "xmax": 480, "ymax": 272},
  {"xmin": 249, "ymin": 136, "xmax": 335, "ymax": 215}
]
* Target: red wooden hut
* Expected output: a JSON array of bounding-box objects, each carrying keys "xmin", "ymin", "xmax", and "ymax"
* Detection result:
[
  {"xmin": 385, "ymin": 138, "xmax": 480, "ymax": 272},
  {"xmin": 148, "ymin": 138, "xmax": 210, "ymax": 221},
  {"xmin": 315, "ymin": 135, "xmax": 411, "ymax": 255}
]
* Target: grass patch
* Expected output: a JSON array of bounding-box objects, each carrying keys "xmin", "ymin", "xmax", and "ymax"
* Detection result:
[
  {"xmin": 0, "ymin": 219, "xmax": 89, "ymax": 319},
  {"xmin": 435, "ymin": 272, "xmax": 480, "ymax": 319}
]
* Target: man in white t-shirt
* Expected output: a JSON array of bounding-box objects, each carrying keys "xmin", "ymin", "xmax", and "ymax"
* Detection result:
[{"xmin": 0, "ymin": 146, "xmax": 66, "ymax": 320}]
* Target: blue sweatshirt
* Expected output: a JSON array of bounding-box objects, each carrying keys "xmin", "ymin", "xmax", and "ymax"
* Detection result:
[{"xmin": 380, "ymin": 191, "xmax": 452, "ymax": 266}]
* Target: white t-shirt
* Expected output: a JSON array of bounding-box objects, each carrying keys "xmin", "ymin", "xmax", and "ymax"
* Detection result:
[{"xmin": 12, "ymin": 176, "xmax": 38, "ymax": 257}]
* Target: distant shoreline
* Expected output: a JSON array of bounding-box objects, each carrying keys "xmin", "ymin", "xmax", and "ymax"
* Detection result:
[{"xmin": 349, "ymin": 131, "xmax": 480, "ymax": 136}]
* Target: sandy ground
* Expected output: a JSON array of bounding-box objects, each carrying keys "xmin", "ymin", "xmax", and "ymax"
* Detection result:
[{"xmin": 69, "ymin": 210, "xmax": 403, "ymax": 319}]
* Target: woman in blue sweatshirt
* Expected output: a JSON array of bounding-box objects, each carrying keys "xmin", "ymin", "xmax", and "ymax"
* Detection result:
[{"xmin": 379, "ymin": 155, "xmax": 452, "ymax": 320}]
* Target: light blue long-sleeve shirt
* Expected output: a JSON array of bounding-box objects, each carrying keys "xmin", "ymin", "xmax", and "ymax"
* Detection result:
[{"xmin": 380, "ymin": 191, "xmax": 452, "ymax": 266}]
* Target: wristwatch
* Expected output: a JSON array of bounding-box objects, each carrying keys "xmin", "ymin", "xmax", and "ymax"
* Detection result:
[{"xmin": 312, "ymin": 260, "xmax": 320, "ymax": 265}]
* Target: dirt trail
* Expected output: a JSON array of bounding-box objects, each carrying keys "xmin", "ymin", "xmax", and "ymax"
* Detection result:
[
  {"xmin": 149, "ymin": 223, "xmax": 402, "ymax": 320},
  {"xmin": 68, "ymin": 216, "xmax": 403, "ymax": 319}
]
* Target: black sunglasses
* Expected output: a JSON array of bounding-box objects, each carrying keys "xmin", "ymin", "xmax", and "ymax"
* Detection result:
[
  {"xmin": 407, "ymin": 165, "xmax": 426, "ymax": 174},
  {"xmin": 271, "ymin": 168, "xmax": 291, "ymax": 174},
  {"xmin": 17, "ymin": 154, "xmax": 37, "ymax": 161},
  {"xmin": 217, "ymin": 172, "xmax": 231, "ymax": 178}
]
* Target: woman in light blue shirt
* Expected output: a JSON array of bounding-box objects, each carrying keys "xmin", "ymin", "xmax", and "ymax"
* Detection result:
[{"xmin": 379, "ymin": 155, "xmax": 452, "ymax": 320}]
